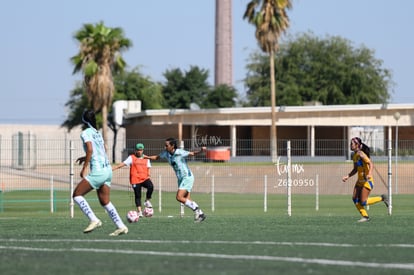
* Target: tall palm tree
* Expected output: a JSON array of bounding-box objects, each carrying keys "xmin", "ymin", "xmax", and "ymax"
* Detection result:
[
  {"xmin": 244, "ymin": 0, "xmax": 291, "ymax": 162},
  {"xmin": 71, "ymin": 21, "xmax": 132, "ymax": 147}
]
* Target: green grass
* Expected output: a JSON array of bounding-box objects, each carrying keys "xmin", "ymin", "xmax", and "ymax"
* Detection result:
[{"xmin": 1, "ymin": 191, "xmax": 414, "ymax": 274}]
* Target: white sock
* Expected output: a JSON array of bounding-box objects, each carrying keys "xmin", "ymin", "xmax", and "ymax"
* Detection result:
[
  {"xmin": 74, "ymin": 196, "xmax": 99, "ymax": 222},
  {"xmin": 185, "ymin": 199, "xmax": 199, "ymax": 211},
  {"xmin": 104, "ymin": 202, "xmax": 125, "ymax": 228}
]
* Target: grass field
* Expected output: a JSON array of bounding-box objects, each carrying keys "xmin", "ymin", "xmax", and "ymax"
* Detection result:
[{"xmin": 1, "ymin": 191, "xmax": 414, "ymax": 274}]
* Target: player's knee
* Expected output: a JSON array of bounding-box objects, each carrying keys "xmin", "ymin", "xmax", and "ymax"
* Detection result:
[
  {"xmin": 99, "ymin": 198, "xmax": 109, "ymax": 206},
  {"xmin": 175, "ymin": 195, "xmax": 184, "ymax": 203}
]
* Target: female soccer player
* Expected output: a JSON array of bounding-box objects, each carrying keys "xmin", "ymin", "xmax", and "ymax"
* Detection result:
[
  {"xmin": 72, "ymin": 109, "xmax": 128, "ymax": 235},
  {"xmin": 112, "ymin": 143, "xmax": 154, "ymax": 217},
  {"xmin": 342, "ymin": 137, "xmax": 389, "ymax": 222},
  {"xmin": 145, "ymin": 137, "xmax": 206, "ymax": 222}
]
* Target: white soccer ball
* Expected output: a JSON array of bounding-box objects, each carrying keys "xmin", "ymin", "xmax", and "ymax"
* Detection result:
[
  {"xmin": 143, "ymin": 207, "xmax": 154, "ymax": 217},
  {"xmin": 126, "ymin": 210, "xmax": 139, "ymax": 223}
]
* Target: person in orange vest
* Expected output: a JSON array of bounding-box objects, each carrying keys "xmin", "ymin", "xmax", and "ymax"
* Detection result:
[{"xmin": 113, "ymin": 143, "xmax": 154, "ymax": 217}]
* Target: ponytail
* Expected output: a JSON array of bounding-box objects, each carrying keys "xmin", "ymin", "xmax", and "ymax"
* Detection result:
[{"xmin": 361, "ymin": 143, "xmax": 371, "ymax": 158}]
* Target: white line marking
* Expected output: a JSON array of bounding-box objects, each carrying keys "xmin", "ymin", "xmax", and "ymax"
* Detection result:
[
  {"xmin": 1, "ymin": 238, "xmax": 414, "ymax": 248},
  {"xmin": 1, "ymin": 245, "xmax": 414, "ymax": 271}
]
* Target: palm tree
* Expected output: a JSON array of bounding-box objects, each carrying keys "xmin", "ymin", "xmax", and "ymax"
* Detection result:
[
  {"xmin": 244, "ymin": 0, "xmax": 292, "ymax": 162},
  {"xmin": 71, "ymin": 21, "xmax": 132, "ymax": 147}
]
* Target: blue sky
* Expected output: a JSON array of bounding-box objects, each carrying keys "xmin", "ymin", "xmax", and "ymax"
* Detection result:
[{"xmin": 1, "ymin": 0, "xmax": 412, "ymax": 124}]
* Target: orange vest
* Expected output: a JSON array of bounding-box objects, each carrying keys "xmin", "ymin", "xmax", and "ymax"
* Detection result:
[{"xmin": 129, "ymin": 155, "xmax": 150, "ymax": 184}]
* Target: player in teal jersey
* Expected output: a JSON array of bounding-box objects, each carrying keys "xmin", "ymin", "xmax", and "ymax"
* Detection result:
[
  {"xmin": 145, "ymin": 137, "xmax": 207, "ymax": 222},
  {"xmin": 72, "ymin": 110, "xmax": 128, "ymax": 236}
]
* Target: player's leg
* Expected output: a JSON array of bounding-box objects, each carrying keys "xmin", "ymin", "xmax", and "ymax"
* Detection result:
[
  {"xmin": 356, "ymin": 186, "xmax": 371, "ymax": 222},
  {"xmin": 176, "ymin": 176, "xmax": 205, "ymax": 222},
  {"xmin": 176, "ymin": 177, "xmax": 197, "ymax": 209},
  {"xmin": 143, "ymin": 179, "xmax": 154, "ymax": 208},
  {"xmin": 367, "ymin": 196, "xmax": 383, "ymax": 205},
  {"xmin": 176, "ymin": 189, "xmax": 190, "ymax": 205},
  {"xmin": 133, "ymin": 184, "xmax": 143, "ymax": 215},
  {"xmin": 73, "ymin": 178, "xmax": 102, "ymax": 232},
  {"xmin": 364, "ymin": 179, "xmax": 383, "ymax": 205},
  {"xmin": 97, "ymin": 184, "xmax": 128, "ymax": 235},
  {"xmin": 353, "ymin": 185, "xmax": 369, "ymax": 221}
]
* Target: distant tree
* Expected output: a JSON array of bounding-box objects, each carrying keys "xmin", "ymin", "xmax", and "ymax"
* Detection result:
[
  {"xmin": 70, "ymin": 21, "xmax": 132, "ymax": 146},
  {"xmin": 162, "ymin": 66, "xmax": 210, "ymax": 109},
  {"xmin": 61, "ymin": 83, "xmax": 90, "ymax": 131},
  {"xmin": 245, "ymin": 32, "xmax": 393, "ymax": 106},
  {"xmin": 114, "ymin": 67, "xmax": 164, "ymax": 110},
  {"xmin": 63, "ymin": 69, "xmax": 160, "ymax": 162},
  {"xmin": 203, "ymin": 84, "xmax": 238, "ymax": 108},
  {"xmin": 243, "ymin": 0, "xmax": 292, "ymax": 161}
]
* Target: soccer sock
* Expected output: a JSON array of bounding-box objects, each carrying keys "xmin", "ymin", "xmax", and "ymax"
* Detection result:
[
  {"xmin": 104, "ymin": 202, "xmax": 125, "ymax": 228},
  {"xmin": 367, "ymin": 196, "xmax": 383, "ymax": 205},
  {"xmin": 355, "ymin": 203, "xmax": 368, "ymax": 217},
  {"xmin": 74, "ymin": 196, "xmax": 99, "ymax": 222},
  {"xmin": 184, "ymin": 199, "xmax": 199, "ymax": 211}
]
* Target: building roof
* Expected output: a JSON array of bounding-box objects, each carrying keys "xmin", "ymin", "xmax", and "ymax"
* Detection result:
[{"xmin": 124, "ymin": 104, "xmax": 413, "ymax": 127}]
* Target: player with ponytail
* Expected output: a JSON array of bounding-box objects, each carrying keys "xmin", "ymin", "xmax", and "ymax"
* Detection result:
[{"xmin": 342, "ymin": 137, "xmax": 389, "ymax": 222}]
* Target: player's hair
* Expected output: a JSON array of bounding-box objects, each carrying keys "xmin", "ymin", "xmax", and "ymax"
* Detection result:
[
  {"xmin": 165, "ymin": 137, "xmax": 177, "ymax": 149},
  {"xmin": 352, "ymin": 137, "xmax": 371, "ymax": 158},
  {"xmin": 82, "ymin": 109, "xmax": 97, "ymax": 129}
]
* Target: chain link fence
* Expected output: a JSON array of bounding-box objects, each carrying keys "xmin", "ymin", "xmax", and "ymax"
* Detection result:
[{"xmin": 0, "ymin": 136, "xmax": 413, "ymax": 212}]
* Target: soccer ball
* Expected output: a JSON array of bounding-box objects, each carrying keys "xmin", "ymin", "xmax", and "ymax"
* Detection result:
[
  {"xmin": 143, "ymin": 207, "xmax": 154, "ymax": 217},
  {"xmin": 126, "ymin": 210, "xmax": 139, "ymax": 223}
]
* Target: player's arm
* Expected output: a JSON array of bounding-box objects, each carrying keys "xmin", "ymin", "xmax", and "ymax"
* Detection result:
[
  {"xmin": 146, "ymin": 160, "xmax": 151, "ymax": 178},
  {"xmin": 112, "ymin": 162, "xmax": 127, "ymax": 171},
  {"xmin": 342, "ymin": 163, "xmax": 357, "ymax": 182},
  {"xmin": 188, "ymin": 146, "xmax": 207, "ymax": 157},
  {"xmin": 366, "ymin": 160, "xmax": 374, "ymax": 179},
  {"xmin": 144, "ymin": 154, "xmax": 160, "ymax": 161},
  {"xmin": 79, "ymin": 141, "xmax": 92, "ymax": 178},
  {"xmin": 362, "ymin": 153, "xmax": 374, "ymax": 179}
]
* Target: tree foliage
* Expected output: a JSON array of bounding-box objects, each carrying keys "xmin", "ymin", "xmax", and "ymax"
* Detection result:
[
  {"xmin": 61, "ymin": 83, "xmax": 90, "ymax": 131},
  {"xmin": 114, "ymin": 67, "xmax": 164, "ymax": 110},
  {"xmin": 162, "ymin": 66, "xmax": 210, "ymax": 109},
  {"xmin": 243, "ymin": 0, "xmax": 292, "ymax": 53},
  {"xmin": 204, "ymin": 84, "xmax": 238, "ymax": 108},
  {"xmin": 245, "ymin": 32, "xmax": 393, "ymax": 106},
  {"xmin": 162, "ymin": 66, "xmax": 238, "ymax": 109},
  {"xmin": 70, "ymin": 21, "xmax": 132, "ymax": 144},
  {"xmin": 62, "ymin": 69, "xmax": 161, "ymax": 131},
  {"xmin": 243, "ymin": 0, "xmax": 292, "ymax": 161}
]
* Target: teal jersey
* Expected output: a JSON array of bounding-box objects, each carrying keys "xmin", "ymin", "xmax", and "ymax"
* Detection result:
[
  {"xmin": 80, "ymin": 128, "xmax": 110, "ymax": 172},
  {"xmin": 159, "ymin": 149, "xmax": 192, "ymax": 181}
]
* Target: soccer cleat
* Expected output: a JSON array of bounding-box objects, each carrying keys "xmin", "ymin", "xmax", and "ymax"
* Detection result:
[
  {"xmin": 195, "ymin": 213, "xmax": 206, "ymax": 222},
  {"xmin": 194, "ymin": 209, "xmax": 206, "ymax": 223},
  {"xmin": 83, "ymin": 220, "xmax": 102, "ymax": 233},
  {"xmin": 381, "ymin": 194, "xmax": 389, "ymax": 208},
  {"xmin": 109, "ymin": 226, "xmax": 129, "ymax": 236},
  {"xmin": 144, "ymin": 200, "xmax": 153, "ymax": 208},
  {"xmin": 137, "ymin": 211, "xmax": 143, "ymax": 218},
  {"xmin": 357, "ymin": 216, "xmax": 370, "ymax": 223}
]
